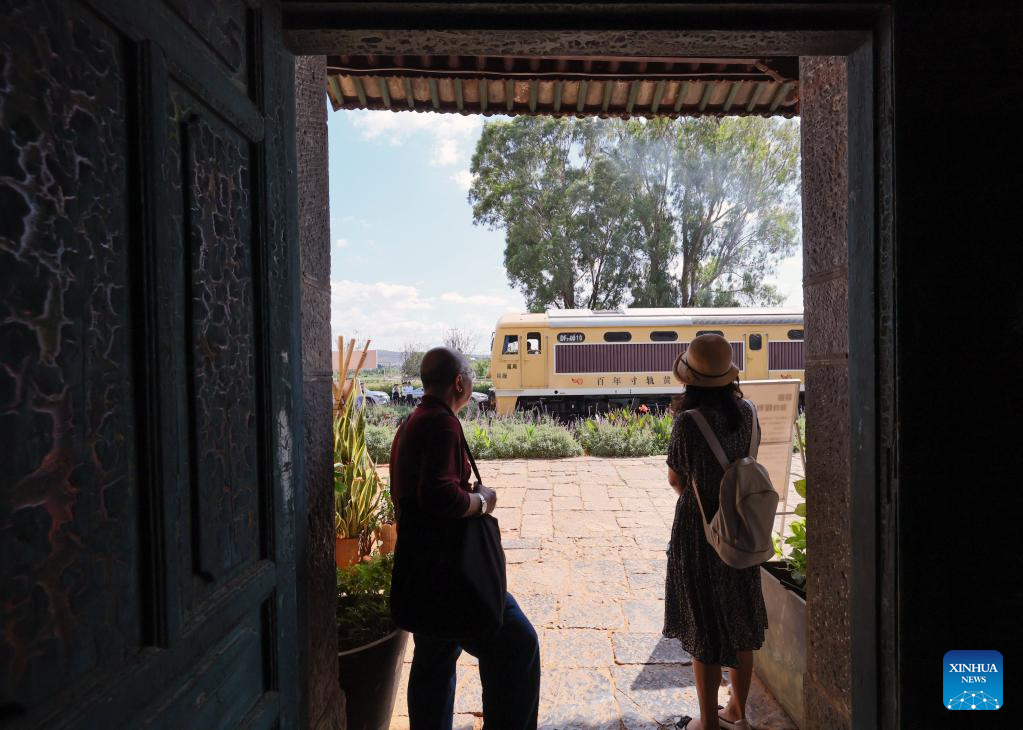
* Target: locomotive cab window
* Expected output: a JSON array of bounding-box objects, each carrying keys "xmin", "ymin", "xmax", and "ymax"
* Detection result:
[
  {"xmin": 603, "ymin": 331, "xmax": 631, "ymax": 342},
  {"xmin": 502, "ymin": 334, "xmax": 519, "ymax": 355},
  {"xmin": 748, "ymin": 334, "xmax": 763, "ymax": 350},
  {"xmin": 650, "ymin": 331, "xmax": 678, "ymax": 342},
  {"xmin": 788, "ymin": 329, "xmax": 805, "ymax": 340},
  {"xmin": 526, "ymin": 332, "xmax": 542, "ymax": 354}
]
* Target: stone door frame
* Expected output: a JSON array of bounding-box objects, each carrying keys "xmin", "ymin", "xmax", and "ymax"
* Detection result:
[{"xmin": 284, "ymin": 4, "xmax": 896, "ymax": 727}]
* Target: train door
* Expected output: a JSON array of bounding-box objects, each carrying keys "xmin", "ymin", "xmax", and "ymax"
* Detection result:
[
  {"xmin": 746, "ymin": 332, "xmax": 769, "ymax": 378},
  {"xmin": 496, "ymin": 332, "xmax": 523, "ymax": 389},
  {"xmin": 522, "ymin": 331, "xmax": 548, "ymax": 389}
]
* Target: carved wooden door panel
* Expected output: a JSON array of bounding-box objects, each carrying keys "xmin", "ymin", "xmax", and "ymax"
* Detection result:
[{"xmin": 0, "ymin": 1, "xmax": 301, "ymax": 726}]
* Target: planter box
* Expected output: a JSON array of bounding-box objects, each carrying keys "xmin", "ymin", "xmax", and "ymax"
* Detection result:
[
  {"xmin": 339, "ymin": 628, "xmax": 409, "ymax": 730},
  {"xmin": 754, "ymin": 562, "xmax": 806, "ymax": 728}
]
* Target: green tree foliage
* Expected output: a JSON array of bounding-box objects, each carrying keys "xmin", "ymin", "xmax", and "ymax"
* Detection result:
[
  {"xmin": 469, "ymin": 116, "xmax": 800, "ymax": 310},
  {"xmin": 469, "ymin": 117, "xmax": 645, "ymax": 311},
  {"xmin": 400, "ymin": 341, "xmax": 424, "ymax": 381}
]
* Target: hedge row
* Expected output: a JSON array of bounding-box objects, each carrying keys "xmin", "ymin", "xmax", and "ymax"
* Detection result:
[{"xmin": 361, "ymin": 406, "xmax": 674, "ymax": 462}]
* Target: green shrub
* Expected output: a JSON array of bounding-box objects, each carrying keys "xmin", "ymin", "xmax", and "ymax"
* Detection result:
[
  {"xmin": 336, "ymin": 552, "xmax": 396, "ymax": 650},
  {"xmin": 364, "ymin": 404, "xmax": 414, "ymax": 427},
  {"xmin": 575, "ymin": 409, "xmax": 674, "ymax": 457},
  {"xmin": 365, "ymin": 424, "xmax": 397, "ymax": 464},
  {"xmin": 577, "ymin": 419, "xmax": 659, "ymax": 457},
  {"xmin": 462, "ymin": 417, "xmax": 582, "ymax": 459}
]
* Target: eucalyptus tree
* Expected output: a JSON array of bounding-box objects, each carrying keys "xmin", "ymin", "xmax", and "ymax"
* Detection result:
[
  {"xmin": 469, "ymin": 117, "xmax": 642, "ymax": 311},
  {"xmin": 605, "ymin": 116, "xmax": 801, "ymax": 307},
  {"xmin": 469, "ymin": 115, "xmax": 800, "ymax": 310}
]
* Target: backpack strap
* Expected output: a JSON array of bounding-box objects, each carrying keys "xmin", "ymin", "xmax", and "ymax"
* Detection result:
[
  {"xmin": 682, "ymin": 408, "xmax": 720, "ymax": 528},
  {"xmin": 744, "ymin": 399, "xmax": 760, "ymax": 459},
  {"xmin": 685, "ymin": 409, "xmax": 730, "ymax": 470}
]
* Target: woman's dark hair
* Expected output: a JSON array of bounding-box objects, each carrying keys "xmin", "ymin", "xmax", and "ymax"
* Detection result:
[{"xmin": 670, "ymin": 380, "xmax": 745, "ymax": 432}]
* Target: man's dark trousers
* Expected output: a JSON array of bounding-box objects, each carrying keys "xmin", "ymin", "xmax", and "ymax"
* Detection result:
[{"xmin": 407, "ymin": 593, "xmax": 540, "ymax": 729}]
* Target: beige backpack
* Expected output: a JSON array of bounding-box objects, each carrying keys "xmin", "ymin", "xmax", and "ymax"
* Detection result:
[{"xmin": 685, "ymin": 400, "xmax": 779, "ymax": 569}]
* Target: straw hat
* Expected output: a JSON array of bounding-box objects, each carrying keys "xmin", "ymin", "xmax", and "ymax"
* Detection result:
[{"xmin": 672, "ymin": 333, "xmax": 739, "ymax": 387}]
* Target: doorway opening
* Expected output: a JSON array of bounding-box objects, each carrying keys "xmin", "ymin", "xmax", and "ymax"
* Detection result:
[{"xmin": 288, "ymin": 11, "xmax": 893, "ymax": 730}]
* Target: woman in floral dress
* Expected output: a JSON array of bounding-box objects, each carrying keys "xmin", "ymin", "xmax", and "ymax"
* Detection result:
[{"xmin": 663, "ymin": 334, "xmax": 768, "ymax": 730}]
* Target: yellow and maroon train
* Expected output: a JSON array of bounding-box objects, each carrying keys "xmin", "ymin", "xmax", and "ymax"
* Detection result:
[{"xmin": 487, "ymin": 308, "xmax": 804, "ymax": 416}]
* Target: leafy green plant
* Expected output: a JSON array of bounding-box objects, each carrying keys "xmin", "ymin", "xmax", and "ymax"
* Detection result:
[
  {"xmin": 574, "ymin": 409, "xmax": 673, "ymax": 457},
  {"xmin": 792, "ymin": 477, "xmax": 806, "ymax": 518},
  {"xmin": 462, "ymin": 415, "xmax": 582, "ymax": 459},
  {"xmin": 470, "ymin": 357, "xmax": 491, "ymax": 376},
  {"xmin": 364, "ymin": 404, "xmax": 414, "ymax": 427},
  {"xmin": 334, "ymin": 394, "xmax": 383, "ymax": 552},
  {"xmin": 780, "ymin": 518, "xmax": 807, "ymax": 587},
  {"xmin": 377, "ymin": 485, "xmax": 396, "ymax": 525},
  {"xmin": 336, "ymin": 552, "xmax": 396, "ymax": 650},
  {"xmin": 775, "ymin": 466, "xmax": 807, "ymax": 587},
  {"xmin": 365, "ymin": 423, "xmax": 397, "ymax": 463}
]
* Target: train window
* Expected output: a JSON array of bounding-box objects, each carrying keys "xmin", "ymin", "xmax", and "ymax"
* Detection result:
[
  {"xmin": 650, "ymin": 331, "xmax": 678, "ymax": 342},
  {"xmin": 787, "ymin": 329, "xmax": 805, "ymax": 340},
  {"xmin": 603, "ymin": 331, "xmax": 632, "ymax": 342},
  {"xmin": 748, "ymin": 334, "xmax": 763, "ymax": 350},
  {"xmin": 502, "ymin": 335, "xmax": 519, "ymax": 355},
  {"xmin": 526, "ymin": 332, "xmax": 542, "ymax": 354},
  {"xmin": 696, "ymin": 330, "xmax": 724, "ymax": 337}
]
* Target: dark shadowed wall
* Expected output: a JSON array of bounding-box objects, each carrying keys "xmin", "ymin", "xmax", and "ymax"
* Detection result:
[{"xmin": 892, "ymin": 4, "xmax": 1022, "ymax": 729}]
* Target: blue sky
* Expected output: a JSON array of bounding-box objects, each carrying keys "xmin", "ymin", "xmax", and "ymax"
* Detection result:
[{"xmin": 328, "ymin": 107, "xmax": 803, "ymax": 351}]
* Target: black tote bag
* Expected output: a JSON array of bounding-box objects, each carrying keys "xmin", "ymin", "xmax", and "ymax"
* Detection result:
[{"xmin": 390, "ymin": 422, "xmax": 507, "ymax": 640}]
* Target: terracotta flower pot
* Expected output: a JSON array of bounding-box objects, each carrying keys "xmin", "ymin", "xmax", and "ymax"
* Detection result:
[
  {"xmin": 335, "ymin": 536, "xmax": 360, "ymax": 569},
  {"xmin": 377, "ymin": 523, "xmax": 397, "ymax": 555}
]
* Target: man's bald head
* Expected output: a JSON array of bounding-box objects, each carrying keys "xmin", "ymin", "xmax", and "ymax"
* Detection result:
[{"xmin": 421, "ymin": 347, "xmax": 472, "ymax": 394}]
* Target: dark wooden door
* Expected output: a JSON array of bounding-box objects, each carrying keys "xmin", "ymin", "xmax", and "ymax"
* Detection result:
[{"xmin": 0, "ymin": 1, "xmax": 301, "ymax": 726}]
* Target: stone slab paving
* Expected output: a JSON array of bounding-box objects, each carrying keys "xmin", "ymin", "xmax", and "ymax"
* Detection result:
[{"xmin": 385, "ymin": 456, "xmax": 799, "ymax": 730}]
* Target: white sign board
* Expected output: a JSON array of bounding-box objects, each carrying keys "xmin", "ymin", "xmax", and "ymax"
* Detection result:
[{"xmin": 739, "ymin": 379, "xmax": 801, "ymax": 511}]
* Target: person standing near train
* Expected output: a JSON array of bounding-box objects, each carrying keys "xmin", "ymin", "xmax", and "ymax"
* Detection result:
[{"xmin": 663, "ymin": 334, "xmax": 768, "ymax": 730}]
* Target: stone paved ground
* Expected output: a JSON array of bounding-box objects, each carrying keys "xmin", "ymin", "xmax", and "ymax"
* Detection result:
[{"xmin": 383, "ymin": 456, "xmax": 801, "ymax": 730}]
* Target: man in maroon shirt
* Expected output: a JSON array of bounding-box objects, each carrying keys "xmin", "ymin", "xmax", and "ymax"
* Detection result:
[{"xmin": 390, "ymin": 347, "xmax": 540, "ymax": 730}]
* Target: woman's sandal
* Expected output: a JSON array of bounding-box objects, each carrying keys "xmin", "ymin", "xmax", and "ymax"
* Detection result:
[
  {"xmin": 677, "ymin": 708, "xmax": 752, "ymax": 730},
  {"xmin": 717, "ymin": 710, "xmax": 753, "ymax": 729}
]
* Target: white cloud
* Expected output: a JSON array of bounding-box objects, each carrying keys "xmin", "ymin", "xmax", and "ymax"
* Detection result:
[
  {"xmin": 431, "ymin": 139, "xmax": 459, "ymax": 166},
  {"xmin": 440, "ymin": 291, "xmax": 508, "ymax": 306},
  {"xmin": 335, "ymin": 237, "xmax": 349, "ymax": 249},
  {"xmin": 346, "ymin": 110, "xmax": 481, "ymax": 176},
  {"xmin": 450, "ymin": 169, "xmax": 475, "ymax": 192},
  {"xmin": 340, "ymin": 215, "xmax": 372, "ymax": 229},
  {"xmin": 331, "ymin": 278, "xmax": 525, "ymax": 349},
  {"xmin": 332, "ymin": 280, "xmax": 433, "ymax": 311}
]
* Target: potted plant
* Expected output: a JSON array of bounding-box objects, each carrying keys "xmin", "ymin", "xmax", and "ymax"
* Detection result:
[
  {"xmin": 335, "ymin": 392, "xmax": 383, "ymax": 568},
  {"xmin": 375, "ymin": 486, "xmax": 397, "ymax": 555},
  {"xmin": 755, "ymin": 423, "xmax": 808, "ymax": 727},
  {"xmin": 337, "ymin": 552, "xmax": 409, "ymax": 729}
]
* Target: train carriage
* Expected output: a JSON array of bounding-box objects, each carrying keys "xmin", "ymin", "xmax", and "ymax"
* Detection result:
[{"xmin": 488, "ymin": 308, "xmax": 804, "ymax": 416}]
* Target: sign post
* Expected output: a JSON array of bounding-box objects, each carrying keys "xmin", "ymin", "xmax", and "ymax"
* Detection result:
[{"xmin": 736, "ymin": 380, "xmax": 802, "ymax": 535}]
